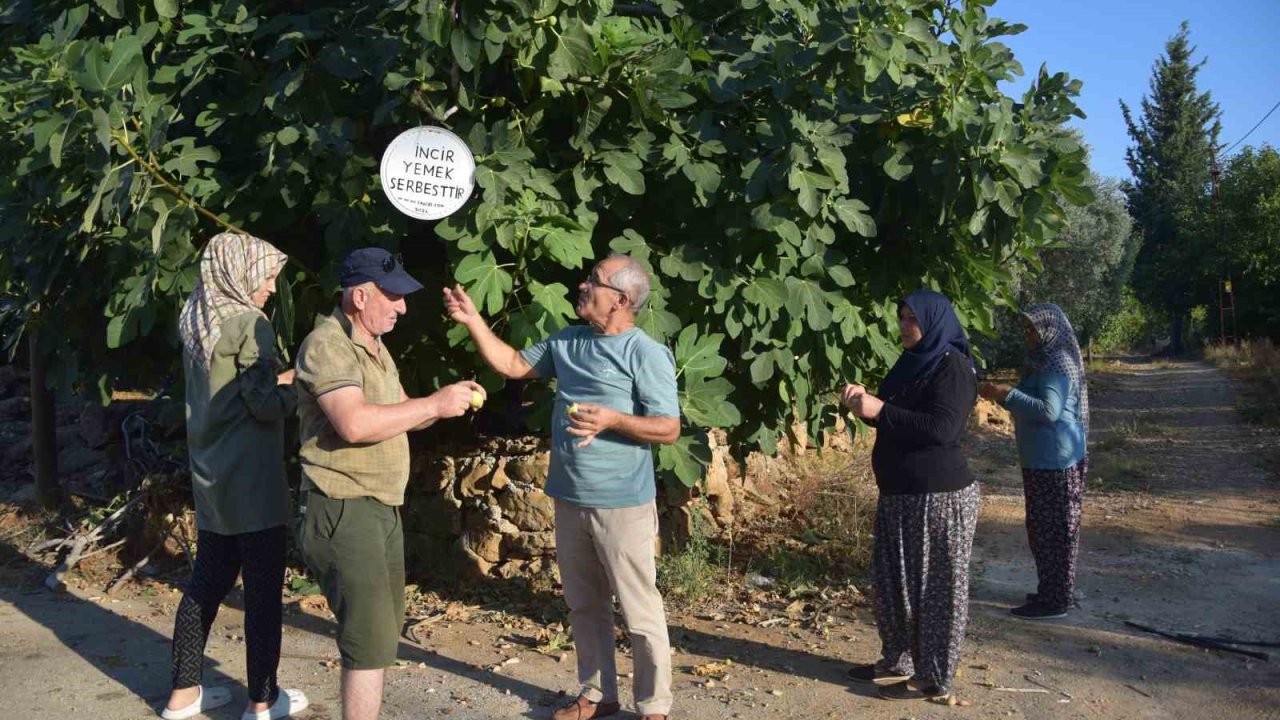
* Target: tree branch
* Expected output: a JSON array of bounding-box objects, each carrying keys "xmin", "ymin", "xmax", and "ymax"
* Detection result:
[{"xmin": 109, "ymin": 129, "xmax": 249, "ymax": 241}]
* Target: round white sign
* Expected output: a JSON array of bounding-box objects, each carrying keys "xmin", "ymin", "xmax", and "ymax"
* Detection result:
[{"xmin": 379, "ymin": 126, "xmax": 476, "ymax": 221}]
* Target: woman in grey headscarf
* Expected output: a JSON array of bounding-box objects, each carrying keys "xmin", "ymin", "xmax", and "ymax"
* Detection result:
[
  {"xmin": 164, "ymin": 233, "xmax": 308, "ymax": 720},
  {"xmin": 980, "ymin": 304, "xmax": 1089, "ymax": 620}
]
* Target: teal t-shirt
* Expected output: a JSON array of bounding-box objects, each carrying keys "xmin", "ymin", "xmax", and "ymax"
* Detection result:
[{"xmin": 520, "ymin": 325, "xmax": 681, "ymax": 509}]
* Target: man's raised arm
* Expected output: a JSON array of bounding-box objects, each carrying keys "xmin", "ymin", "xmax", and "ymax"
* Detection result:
[{"xmin": 443, "ymin": 284, "xmax": 539, "ymax": 380}]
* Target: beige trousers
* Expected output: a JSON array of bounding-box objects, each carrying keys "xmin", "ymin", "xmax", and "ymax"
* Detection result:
[{"xmin": 554, "ymin": 499, "xmax": 673, "ymax": 716}]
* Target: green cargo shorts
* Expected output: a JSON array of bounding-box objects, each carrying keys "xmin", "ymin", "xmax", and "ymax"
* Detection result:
[{"xmin": 297, "ymin": 490, "xmax": 405, "ymax": 670}]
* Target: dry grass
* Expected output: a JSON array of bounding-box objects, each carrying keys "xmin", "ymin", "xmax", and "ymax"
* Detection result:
[
  {"xmin": 775, "ymin": 448, "xmax": 878, "ymax": 584},
  {"xmin": 658, "ymin": 447, "xmax": 879, "ymax": 607},
  {"xmin": 1086, "ymin": 358, "xmax": 1144, "ymax": 375},
  {"xmin": 1205, "ymin": 340, "xmax": 1280, "ymax": 427},
  {"xmin": 1088, "ymin": 453, "xmax": 1153, "ymax": 493}
]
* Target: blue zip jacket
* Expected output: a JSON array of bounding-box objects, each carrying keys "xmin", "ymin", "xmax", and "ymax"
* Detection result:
[{"xmin": 1002, "ymin": 370, "xmax": 1086, "ymax": 470}]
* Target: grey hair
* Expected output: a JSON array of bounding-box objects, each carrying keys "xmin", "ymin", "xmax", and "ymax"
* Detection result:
[
  {"xmin": 607, "ymin": 253, "xmax": 651, "ymax": 311},
  {"xmin": 340, "ymin": 282, "xmax": 375, "ymax": 312}
]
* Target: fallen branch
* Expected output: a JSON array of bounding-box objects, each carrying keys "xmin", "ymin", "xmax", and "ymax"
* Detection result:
[
  {"xmin": 107, "ymin": 521, "xmax": 176, "ymax": 595},
  {"xmin": 44, "ymin": 536, "xmax": 91, "ymax": 592},
  {"xmin": 1023, "ymin": 674, "xmax": 1072, "ymax": 699},
  {"xmin": 1178, "ymin": 634, "xmax": 1280, "ymax": 649},
  {"xmin": 976, "ymin": 682, "xmax": 1049, "ymax": 694},
  {"xmin": 43, "ymin": 480, "xmax": 151, "ymax": 593},
  {"xmin": 1124, "ymin": 683, "xmax": 1153, "ymax": 698},
  {"xmin": 78, "ymin": 538, "xmax": 128, "ymax": 563},
  {"xmin": 992, "ymin": 687, "xmax": 1050, "ymax": 694},
  {"xmin": 1125, "ymin": 621, "xmax": 1271, "ymax": 662},
  {"xmin": 28, "ymin": 538, "xmax": 67, "ymax": 555}
]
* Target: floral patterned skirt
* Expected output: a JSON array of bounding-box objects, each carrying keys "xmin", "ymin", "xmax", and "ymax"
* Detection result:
[
  {"xmin": 1021, "ymin": 456, "xmax": 1087, "ymax": 609},
  {"xmin": 871, "ymin": 482, "xmax": 981, "ymax": 689}
]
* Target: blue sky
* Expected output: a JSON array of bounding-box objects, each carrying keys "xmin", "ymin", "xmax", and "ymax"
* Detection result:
[{"xmin": 993, "ymin": 0, "xmax": 1280, "ymax": 181}]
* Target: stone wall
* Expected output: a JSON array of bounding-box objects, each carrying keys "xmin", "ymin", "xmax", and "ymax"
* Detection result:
[
  {"xmin": 400, "ymin": 417, "xmax": 861, "ymax": 584},
  {"xmin": 0, "ymin": 364, "xmax": 186, "ymax": 499}
]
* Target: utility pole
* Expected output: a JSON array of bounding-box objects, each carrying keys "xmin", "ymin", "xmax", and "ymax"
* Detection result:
[{"xmin": 1209, "ymin": 154, "xmax": 1237, "ymax": 346}]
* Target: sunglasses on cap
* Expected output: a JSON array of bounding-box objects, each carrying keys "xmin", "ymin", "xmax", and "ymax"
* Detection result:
[{"xmin": 382, "ymin": 252, "xmax": 404, "ymax": 273}]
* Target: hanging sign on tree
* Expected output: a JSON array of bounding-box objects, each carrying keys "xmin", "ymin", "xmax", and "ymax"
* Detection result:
[{"xmin": 379, "ymin": 126, "xmax": 475, "ymax": 220}]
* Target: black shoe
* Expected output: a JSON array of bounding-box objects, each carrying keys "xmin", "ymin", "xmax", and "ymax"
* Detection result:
[
  {"xmin": 1029, "ymin": 591, "xmax": 1081, "ymax": 606},
  {"xmin": 846, "ymin": 663, "xmax": 912, "ymax": 685},
  {"xmin": 877, "ymin": 680, "xmax": 950, "ymax": 701},
  {"xmin": 1011, "ymin": 601, "xmax": 1069, "ymax": 619}
]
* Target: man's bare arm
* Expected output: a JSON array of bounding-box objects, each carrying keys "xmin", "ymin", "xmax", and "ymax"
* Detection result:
[
  {"xmin": 444, "ymin": 284, "xmax": 539, "ymax": 380},
  {"xmin": 318, "ymin": 381, "xmax": 484, "ymax": 443},
  {"xmin": 612, "ymin": 414, "xmax": 681, "ymax": 445},
  {"xmin": 566, "ymin": 405, "xmax": 680, "ymax": 448}
]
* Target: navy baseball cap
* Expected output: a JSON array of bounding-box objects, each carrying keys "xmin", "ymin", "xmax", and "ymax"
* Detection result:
[{"xmin": 339, "ymin": 248, "xmax": 424, "ymax": 295}]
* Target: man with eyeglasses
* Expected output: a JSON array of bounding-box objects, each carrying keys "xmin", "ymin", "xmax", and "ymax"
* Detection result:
[
  {"xmin": 294, "ymin": 247, "xmax": 485, "ymax": 720},
  {"xmin": 444, "ymin": 253, "xmax": 681, "ymax": 720}
]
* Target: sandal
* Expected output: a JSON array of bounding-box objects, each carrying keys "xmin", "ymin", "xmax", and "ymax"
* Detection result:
[
  {"xmin": 551, "ymin": 695, "xmax": 621, "ymax": 720},
  {"xmin": 241, "ymin": 688, "xmax": 310, "ymax": 720},
  {"xmin": 161, "ymin": 686, "xmax": 234, "ymax": 719},
  {"xmin": 878, "ymin": 680, "xmax": 950, "ymax": 701}
]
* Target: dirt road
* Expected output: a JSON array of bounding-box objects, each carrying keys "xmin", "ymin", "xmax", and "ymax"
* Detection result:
[{"xmin": 2, "ymin": 358, "xmax": 1278, "ymax": 719}]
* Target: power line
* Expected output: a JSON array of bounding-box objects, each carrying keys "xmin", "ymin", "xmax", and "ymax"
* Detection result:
[{"xmin": 1222, "ymin": 99, "xmax": 1280, "ymax": 156}]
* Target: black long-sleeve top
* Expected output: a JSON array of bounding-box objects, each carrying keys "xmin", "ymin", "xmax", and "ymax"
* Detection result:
[{"xmin": 870, "ymin": 351, "xmax": 977, "ymax": 495}]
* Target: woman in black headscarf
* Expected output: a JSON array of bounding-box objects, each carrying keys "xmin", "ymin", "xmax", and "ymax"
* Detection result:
[{"xmin": 841, "ymin": 290, "xmax": 980, "ymax": 702}]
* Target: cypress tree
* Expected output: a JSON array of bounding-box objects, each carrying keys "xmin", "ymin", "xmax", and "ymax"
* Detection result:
[{"xmin": 1121, "ymin": 21, "xmax": 1221, "ymax": 353}]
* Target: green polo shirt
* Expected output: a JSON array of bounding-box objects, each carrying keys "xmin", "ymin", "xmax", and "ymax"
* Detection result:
[
  {"xmin": 296, "ymin": 308, "xmax": 411, "ymax": 507},
  {"xmin": 184, "ymin": 312, "xmax": 296, "ymax": 535}
]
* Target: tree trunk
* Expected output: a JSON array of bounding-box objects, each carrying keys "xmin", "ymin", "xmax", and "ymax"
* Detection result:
[
  {"xmin": 1169, "ymin": 313, "xmax": 1186, "ymax": 355},
  {"xmin": 29, "ymin": 331, "xmax": 59, "ymax": 509}
]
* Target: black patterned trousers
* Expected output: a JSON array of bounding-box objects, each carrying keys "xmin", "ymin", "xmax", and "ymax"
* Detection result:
[
  {"xmin": 872, "ymin": 483, "xmax": 981, "ymax": 689},
  {"xmin": 1021, "ymin": 457, "xmax": 1087, "ymax": 610},
  {"xmin": 171, "ymin": 526, "xmax": 286, "ymax": 703}
]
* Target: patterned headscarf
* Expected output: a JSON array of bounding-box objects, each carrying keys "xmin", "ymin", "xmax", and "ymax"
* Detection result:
[
  {"xmin": 1023, "ymin": 303, "xmax": 1089, "ymax": 435},
  {"xmin": 178, "ymin": 232, "xmax": 287, "ymax": 370}
]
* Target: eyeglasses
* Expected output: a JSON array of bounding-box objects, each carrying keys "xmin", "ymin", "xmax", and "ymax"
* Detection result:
[
  {"xmin": 586, "ymin": 271, "xmax": 628, "ymax": 298},
  {"xmin": 381, "ymin": 252, "xmax": 404, "ymax": 273}
]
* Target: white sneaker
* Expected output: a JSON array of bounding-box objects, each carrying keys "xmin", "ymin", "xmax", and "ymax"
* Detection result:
[
  {"xmin": 161, "ymin": 686, "xmax": 234, "ymax": 719},
  {"xmin": 241, "ymin": 688, "xmax": 310, "ymax": 720}
]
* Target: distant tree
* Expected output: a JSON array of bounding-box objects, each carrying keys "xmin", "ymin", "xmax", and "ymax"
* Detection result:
[
  {"xmin": 1022, "ymin": 173, "xmax": 1138, "ymax": 350},
  {"xmin": 974, "ymin": 171, "xmax": 1138, "ymax": 367},
  {"xmin": 1121, "ymin": 21, "xmax": 1221, "ymax": 353},
  {"xmin": 1215, "ymin": 145, "xmax": 1280, "ymax": 339}
]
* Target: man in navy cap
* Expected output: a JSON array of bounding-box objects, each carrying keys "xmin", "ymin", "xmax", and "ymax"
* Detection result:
[{"xmin": 294, "ymin": 248, "xmax": 484, "ymax": 720}]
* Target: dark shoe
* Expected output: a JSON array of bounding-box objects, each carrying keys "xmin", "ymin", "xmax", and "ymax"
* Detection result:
[
  {"xmin": 639, "ymin": 715, "xmax": 669, "ymax": 720},
  {"xmin": 1010, "ymin": 601, "xmax": 1069, "ymax": 619},
  {"xmin": 1030, "ymin": 591, "xmax": 1082, "ymax": 606},
  {"xmin": 846, "ymin": 663, "xmax": 912, "ymax": 685},
  {"xmin": 551, "ymin": 695, "xmax": 621, "ymax": 720},
  {"xmin": 878, "ymin": 680, "xmax": 950, "ymax": 701}
]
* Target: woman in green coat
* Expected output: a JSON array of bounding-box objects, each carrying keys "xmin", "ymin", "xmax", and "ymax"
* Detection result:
[{"xmin": 163, "ymin": 233, "xmax": 308, "ymax": 720}]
